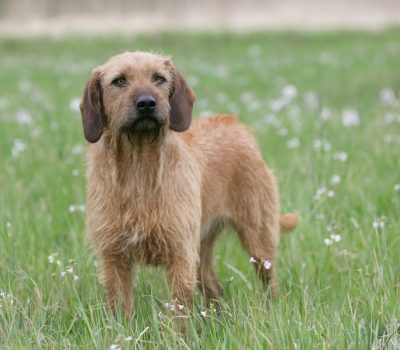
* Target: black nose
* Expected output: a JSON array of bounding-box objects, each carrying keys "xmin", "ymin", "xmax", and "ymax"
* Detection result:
[{"xmin": 136, "ymin": 95, "xmax": 156, "ymax": 114}]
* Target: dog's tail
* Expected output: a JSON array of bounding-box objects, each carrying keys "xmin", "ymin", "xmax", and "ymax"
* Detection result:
[{"xmin": 279, "ymin": 213, "xmax": 298, "ymax": 233}]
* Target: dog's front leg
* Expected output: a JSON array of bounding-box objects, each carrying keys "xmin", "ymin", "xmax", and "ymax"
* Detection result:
[
  {"xmin": 166, "ymin": 252, "xmax": 198, "ymax": 334},
  {"xmin": 167, "ymin": 262, "xmax": 197, "ymax": 310},
  {"xmin": 167, "ymin": 249, "xmax": 199, "ymax": 312},
  {"xmin": 100, "ymin": 254, "xmax": 134, "ymax": 317}
]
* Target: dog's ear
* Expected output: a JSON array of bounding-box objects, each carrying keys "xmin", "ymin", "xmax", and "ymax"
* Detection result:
[
  {"xmin": 169, "ymin": 68, "xmax": 195, "ymax": 132},
  {"xmin": 80, "ymin": 69, "xmax": 105, "ymax": 143}
]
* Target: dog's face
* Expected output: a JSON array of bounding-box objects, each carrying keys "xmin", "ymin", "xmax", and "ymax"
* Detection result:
[{"xmin": 80, "ymin": 52, "xmax": 195, "ymax": 143}]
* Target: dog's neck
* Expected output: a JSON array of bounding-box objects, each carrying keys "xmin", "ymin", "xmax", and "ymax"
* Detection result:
[{"xmin": 99, "ymin": 130, "xmax": 181, "ymax": 197}]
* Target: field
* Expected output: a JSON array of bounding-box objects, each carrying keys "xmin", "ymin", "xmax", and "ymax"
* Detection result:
[{"xmin": 0, "ymin": 29, "xmax": 399, "ymax": 349}]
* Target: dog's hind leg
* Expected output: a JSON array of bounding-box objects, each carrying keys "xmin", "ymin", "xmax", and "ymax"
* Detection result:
[
  {"xmin": 231, "ymin": 173, "xmax": 280, "ymax": 297},
  {"xmin": 234, "ymin": 209, "xmax": 280, "ymax": 297}
]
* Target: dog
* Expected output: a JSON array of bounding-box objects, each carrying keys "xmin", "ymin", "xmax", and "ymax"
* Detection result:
[{"xmin": 80, "ymin": 51, "xmax": 298, "ymax": 318}]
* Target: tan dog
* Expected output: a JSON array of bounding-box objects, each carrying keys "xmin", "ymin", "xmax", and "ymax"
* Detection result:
[{"xmin": 80, "ymin": 51, "xmax": 297, "ymax": 317}]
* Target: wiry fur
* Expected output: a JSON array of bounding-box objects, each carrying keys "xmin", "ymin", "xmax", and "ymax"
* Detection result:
[{"xmin": 80, "ymin": 52, "xmax": 298, "ymax": 320}]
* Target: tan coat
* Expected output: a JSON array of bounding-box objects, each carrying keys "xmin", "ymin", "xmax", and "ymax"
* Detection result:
[{"xmin": 80, "ymin": 52, "xmax": 298, "ymax": 319}]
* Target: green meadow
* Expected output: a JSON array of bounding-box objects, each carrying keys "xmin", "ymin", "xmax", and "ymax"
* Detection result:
[{"xmin": 0, "ymin": 29, "xmax": 399, "ymax": 349}]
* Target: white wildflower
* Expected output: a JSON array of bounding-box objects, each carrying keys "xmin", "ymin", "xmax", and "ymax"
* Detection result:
[
  {"xmin": 324, "ymin": 238, "xmax": 333, "ymax": 246},
  {"xmin": 11, "ymin": 139, "xmax": 26, "ymax": 158},
  {"xmin": 379, "ymin": 88, "xmax": 397, "ymax": 106},
  {"xmin": 330, "ymin": 175, "xmax": 341, "ymax": 185},
  {"xmin": 282, "ymin": 85, "xmax": 298, "ymax": 100},
  {"xmin": 330, "ymin": 234, "xmax": 341, "ymax": 242},
  {"xmin": 60, "ymin": 271, "xmax": 67, "ymax": 277},
  {"xmin": 16, "ymin": 109, "xmax": 33, "ymax": 125},
  {"xmin": 69, "ymin": 98, "xmax": 81, "ymax": 113},
  {"xmin": 278, "ymin": 128, "xmax": 288, "ymax": 136},
  {"xmin": 327, "ymin": 190, "xmax": 335, "ymax": 198},
  {"xmin": 313, "ymin": 139, "xmax": 331, "ymax": 151},
  {"xmin": 240, "ymin": 92, "xmax": 254, "ymax": 103},
  {"xmin": 314, "ymin": 187, "xmax": 327, "ymax": 200},
  {"xmin": 263, "ymin": 260, "xmax": 272, "ymax": 270},
  {"xmin": 48, "ymin": 255, "xmax": 55, "ymax": 264},
  {"xmin": 313, "ymin": 139, "xmax": 322, "ymax": 149},
  {"xmin": 383, "ymin": 135, "xmax": 392, "ymax": 143},
  {"xmin": 72, "ymin": 169, "xmax": 80, "ymax": 176},
  {"xmin": 249, "ymin": 256, "xmax": 257, "ymax": 263},
  {"xmin": 164, "ymin": 302, "xmax": 175, "ymax": 312},
  {"xmin": 73, "ymin": 275, "xmax": 79, "ymax": 281},
  {"xmin": 178, "ymin": 304, "xmax": 184, "ymax": 310},
  {"xmin": 333, "ymin": 152, "xmax": 348, "ymax": 162},
  {"xmin": 200, "ymin": 311, "xmax": 207, "ymax": 317},
  {"xmin": 110, "ymin": 345, "xmax": 120, "ymax": 350},
  {"xmin": 125, "ymin": 336, "xmax": 133, "ymax": 341},
  {"xmin": 373, "ymin": 218, "xmax": 385, "ymax": 229},
  {"xmin": 342, "ymin": 109, "xmax": 360, "ymax": 127},
  {"xmin": 323, "ymin": 142, "xmax": 331, "ymax": 151},
  {"xmin": 69, "ymin": 204, "xmax": 85, "ymax": 213},
  {"xmin": 287, "ymin": 138, "xmax": 300, "ymax": 149},
  {"xmin": 320, "ymin": 107, "xmax": 331, "ymax": 120},
  {"xmin": 270, "ymin": 98, "xmax": 287, "ymax": 112},
  {"xmin": 263, "ymin": 114, "xmax": 280, "ymax": 127},
  {"xmin": 66, "ymin": 266, "xmax": 73, "ymax": 274},
  {"xmin": 71, "ymin": 144, "xmax": 84, "ymax": 155},
  {"xmin": 384, "ymin": 113, "xmax": 395, "ymax": 124},
  {"xmin": 30, "ymin": 128, "xmax": 42, "ymax": 139},
  {"xmin": 394, "ymin": 184, "xmax": 400, "ymax": 191}
]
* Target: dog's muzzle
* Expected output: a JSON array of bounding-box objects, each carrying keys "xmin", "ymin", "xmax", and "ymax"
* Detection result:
[
  {"xmin": 128, "ymin": 94, "xmax": 163, "ymax": 132},
  {"xmin": 132, "ymin": 116, "xmax": 161, "ymax": 132}
]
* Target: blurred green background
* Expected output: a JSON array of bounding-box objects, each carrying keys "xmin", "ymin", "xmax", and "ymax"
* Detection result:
[{"xmin": 0, "ymin": 2, "xmax": 400, "ymax": 348}]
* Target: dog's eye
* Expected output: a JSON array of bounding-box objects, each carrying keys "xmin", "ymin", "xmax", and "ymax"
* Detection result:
[
  {"xmin": 111, "ymin": 76, "xmax": 127, "ymax": 87},
  {"xmin": 153, "ymin": 74, "xmax": 166, "ymax": 84}
]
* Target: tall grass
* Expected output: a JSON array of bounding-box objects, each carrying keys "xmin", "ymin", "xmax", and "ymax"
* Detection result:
[{"xmin": 1, "ymin": 30, "xmax": 399, "ymax": 349}]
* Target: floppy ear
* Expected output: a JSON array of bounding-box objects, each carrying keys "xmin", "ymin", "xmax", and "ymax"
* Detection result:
[
  {"xmin": 169, "ymin": 68, "xmax": 195, "ymax": 132},
  {"xmin": 80, "ymin": 69, "xmax": 105, "ymax": 143}
]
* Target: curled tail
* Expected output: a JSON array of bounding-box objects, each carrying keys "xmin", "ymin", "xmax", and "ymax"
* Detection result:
[{"xmin": 279, "ymin": 213, "xmax": 298, "ymax": 233}]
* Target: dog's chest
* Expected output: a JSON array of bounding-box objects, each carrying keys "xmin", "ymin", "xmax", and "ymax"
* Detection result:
[
  {"xmin": 87, "ymin": 141, "xmax": 202, "ymax": 262},
  {"xmin": 90, "ymin": 192, "xmax": 178, "ymax": 264}
]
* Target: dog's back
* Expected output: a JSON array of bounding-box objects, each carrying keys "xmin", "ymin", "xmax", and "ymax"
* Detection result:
[{"xmin": 180, "ymin": 114, "xmax": 279, "ymax": 231}]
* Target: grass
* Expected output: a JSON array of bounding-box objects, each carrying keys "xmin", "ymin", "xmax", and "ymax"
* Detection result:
[{"xmin": 0, "ymin": 29, "xmax": 400, "ymax": 349}]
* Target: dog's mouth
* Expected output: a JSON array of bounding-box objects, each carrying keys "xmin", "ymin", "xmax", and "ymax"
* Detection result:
[
  {"xmin": 124, "ymin": 116, "xmax": 165, "ymax": 145},
  {"xmin": 130, "ymin": 116, "xmax": 161, "ymax": 132}
]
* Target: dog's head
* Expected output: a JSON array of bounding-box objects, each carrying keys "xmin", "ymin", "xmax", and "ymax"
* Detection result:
[{"xmin": 80, "ymin": 52, "xmax": 195, "ymax": 143}]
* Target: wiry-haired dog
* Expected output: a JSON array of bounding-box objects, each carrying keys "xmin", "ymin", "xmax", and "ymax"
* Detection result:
[{"xmin": 80, "ymin": 51, "xmax": 298, "ymax": 320}]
